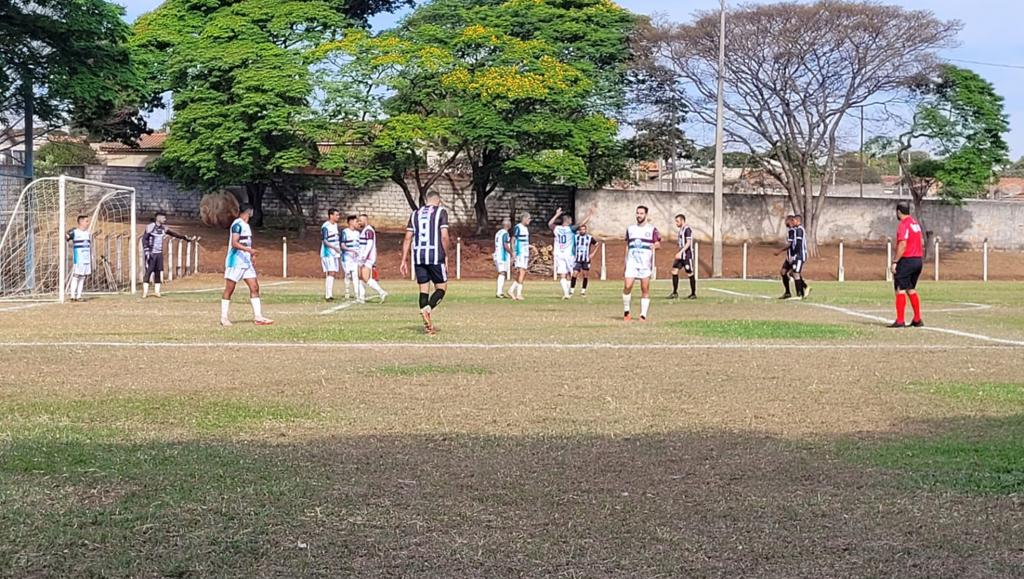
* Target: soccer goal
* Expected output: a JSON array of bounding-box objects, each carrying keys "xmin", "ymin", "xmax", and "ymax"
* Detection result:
[{"xmin": 0, "ymin": 175, "xmax": 136, "ymax": 302}]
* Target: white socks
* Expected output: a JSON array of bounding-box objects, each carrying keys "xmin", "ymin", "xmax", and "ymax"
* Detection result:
[
  {"xmin": 497, "ymin": 273, "xmax": 506, "ymax": 295},
  {"xmin": 344, "ymin": 274, "xmax": 353, "ymax": 297},
  {"xmin": 559, "ymin": 278, "xmax": 570, "ymax": 297},
  {"xmin": 143, "ymin": 283, "xmax": 149, "ymax": 298},
  {"xmin": 640, "ymin": 298, "xmax": 651, "ymax": 318},
  {"xmin": 154, "ymin": 283, "xmax": 161, "ymax": 296},
  {"xmin": 509, "ymin": 281, "xmax": 523, "ymax": 298},
  {"xmin": 221, "ymin": 299, "xmax": 230, "ymax": 319},
  {"xmin": 71, "ymin": 276, "xmax": 85, "ymax": 299},
  {"xmin": 622, "ymin": 293, "xmax": 631, "ymax": 314},
  {"xmin": 251, "ymin": 297, "xmax": 263, "ymax": 319},
  {"xmin": 325, "ymin": 276, "xmax": 334, "ymax": 298},
  {"xmin": 356, "ymin": 280, "xmax": 366, "ymax": 301},
  {"xmin": 367, "ymin": 279, "xmax": 385, "ymax": 296}
]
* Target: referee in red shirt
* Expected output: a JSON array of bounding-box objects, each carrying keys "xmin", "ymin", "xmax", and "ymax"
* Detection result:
[{"xmin": 890, "ymin": 202, "xmax": 924, "ymax": 328}]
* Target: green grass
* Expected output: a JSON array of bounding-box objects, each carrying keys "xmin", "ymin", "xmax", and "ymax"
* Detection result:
[
  {"xmin": 674, "ymin": 319, "xmax": 858, "ymax": 340},
  {"xmin": 372, "ymin": 363, "xmax": 491, "ymax": 377},
  {"xmin": 909, "ymin": 382, "xmax": 1024, "ymax": 407}
]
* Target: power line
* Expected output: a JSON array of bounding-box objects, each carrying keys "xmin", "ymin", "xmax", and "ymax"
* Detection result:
[{"xmin": 944, "ymin": 57, "xmax": 1024, "ymax": 70}]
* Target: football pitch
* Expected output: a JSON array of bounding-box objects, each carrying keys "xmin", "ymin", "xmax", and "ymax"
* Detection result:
[{"xmin": 1, "ymin": 277, "xmax": 1022, "ymax": 577}]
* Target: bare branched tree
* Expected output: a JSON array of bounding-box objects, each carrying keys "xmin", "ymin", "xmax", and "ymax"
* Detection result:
[{"xmin": 652, "ymin": 1, "xmax": 960, "ymax": 252}]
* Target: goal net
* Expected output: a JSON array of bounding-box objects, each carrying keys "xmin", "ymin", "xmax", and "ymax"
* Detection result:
[{"xmin": 0, "ymin": 176, "xmax": 136, "ymax": 302}]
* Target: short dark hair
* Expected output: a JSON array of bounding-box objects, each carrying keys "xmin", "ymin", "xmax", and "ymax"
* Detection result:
[
  {"xmin": 561, "ymin": 214, "xmax": 573, "ymax": 224},
  {"xmin": 896, "ymin": 202, "xmax": 911, "ymax": 215},
  {"xmin": 77, "ymin": 215, "xmax": 89, "ymax": 223},
  {"xmin": 239, "ymin": 203, "xmax": 253, "ymax": 215},
  {"xmin": 155, "ymin": 211, "xmax": 166, "ymax": 219},
  {"xmin": 347, "ymin": 214, "xmax": 358, "ymax": 222},
  {"xmin": 327, "ymin": 208, "xmax": 339, "ymax": 217},
  {"xmin": 359, "ymin": 213, "xmax": 369, "ymax": 219},
  {"xmin": 636, "ymin": 205, "xmax": 649, "ymax": 213},
  {"xmin": 675, "ymin": 213, "xmax": 685, "ymax": 221}
]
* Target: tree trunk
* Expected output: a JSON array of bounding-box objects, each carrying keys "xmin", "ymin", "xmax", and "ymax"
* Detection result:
[
  {"xmin": 911, "ymin": 191, "xmax": 931, "ymax": 259},
  {"xmin": 271, "ymin": 180, "xmax": 307, "ymax": 239},
  {"xmin": 391, "ymin": 171, "xmax": 419, "ymax": 211},
  {"xmin": 473, "ymin": 183, "xmax": 489, "ymax": 235},
  {"xmin": 246, "ymin": 183, "xmax": 266, "ymax": 228}
]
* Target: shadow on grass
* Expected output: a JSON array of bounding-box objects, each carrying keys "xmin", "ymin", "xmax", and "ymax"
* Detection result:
[{"xmin": 3, "ymin": 422, "xmax": 1023, "ymax": 578}]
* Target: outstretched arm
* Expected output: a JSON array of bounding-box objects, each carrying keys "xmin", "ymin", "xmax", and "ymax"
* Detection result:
[
  {"xmin": 576, "ymin": 207, "xmax": 595, "ymax": 229},
  {"xmin": 548, "ymin": 207, "xmax": 563, "ymax": 231}
]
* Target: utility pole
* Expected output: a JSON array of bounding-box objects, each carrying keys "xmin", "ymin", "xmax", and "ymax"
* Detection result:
[
  {"xmin": 859, "ymin": 105, "xmax": 864, "ymax": 198},
  {"xmin": 22, "ymin": 74, "xmax": 34, "ymax": 181},
  {"xmin": 711, "ymin": 0, "xmax": 726, "ymax": 278}
]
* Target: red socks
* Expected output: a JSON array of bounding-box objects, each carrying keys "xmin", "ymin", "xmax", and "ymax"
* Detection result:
[
  {"xmin": 908, "ymin": 293, "xmax": 921, "ymax": 322},
  {"xmin": 895, "ymin": 293, "xmax": 907, "ymax": 324}
]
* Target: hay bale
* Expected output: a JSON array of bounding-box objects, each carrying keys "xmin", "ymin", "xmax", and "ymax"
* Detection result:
[{"xmin": 200, "ymin": 191, "xmax": 240, "ymax": 229}]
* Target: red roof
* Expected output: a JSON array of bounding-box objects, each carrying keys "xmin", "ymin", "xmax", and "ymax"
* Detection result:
[{"xmin": 98, "ymin": 132, "xmax": 168, "ymax": 152}]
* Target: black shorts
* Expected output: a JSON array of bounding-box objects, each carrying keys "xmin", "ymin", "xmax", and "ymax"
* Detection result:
[
  {"xmin": 783, "ymin": 258, "xmax": 804, "ymax": 274},
  {"xmin": 672, "ymin": 257, "xmax": 693, "ymax": 274},
  {"xmin": 573, "ymin": 261, "xmax": 590, "ymax": 272},
  {"xmin": 415, "ymin": 264, "xmax": 448, "ymax": 285},
  {"xmin": 145, "ymin": 253, "xmax": 164, "ymax": 280},
  {"xmin": 894, "ymin": 257, "xmax": 923, "ymax": 291}
]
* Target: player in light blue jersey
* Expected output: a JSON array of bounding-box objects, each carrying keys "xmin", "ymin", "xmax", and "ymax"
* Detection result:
[
  {"xmin": 67, "ymin": 215, "xmax": 92, "ymax": 301},
  {"xmin": 493, "ymin": 218, "xmax": 512, "ymax": 298},
  {"xmin": 220, "ymin": 204, "xmax": 273, "ymax": 326},
  {"xmin": 320, "ymin": 208, "xmax": 342, "ymax": 301},
  {"xmin": 508, "ymin": 212, "xmax": 532, "ymax": 300},
  {"xmin": 548, "ymin": 207, "xmax": 593, "ymax": 299},
  {"xmin": 340, "ymin": 215, "xmax": 360, "ymax": 299}
]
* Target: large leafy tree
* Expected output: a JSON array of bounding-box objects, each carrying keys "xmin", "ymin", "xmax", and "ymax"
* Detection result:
[
  {"xmin": 320, "ymin": 0, "xmax": 636, "ymax": 229},
  {"xmin": 1, "ymin": 0, "xmax": 152, "ymax": 169},
  {"xmin": 132, "ymin": 0, "xmax": 409, "ymax": 227}
]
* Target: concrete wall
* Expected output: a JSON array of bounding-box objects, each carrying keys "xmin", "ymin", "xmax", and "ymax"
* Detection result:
[
  {"xmin": 577, "ymin": 189, "xmax": 1024, "ymax": 250},
  {"xmin": 83, "ymin": 166, "xmax": 573, "ymax": 232}
]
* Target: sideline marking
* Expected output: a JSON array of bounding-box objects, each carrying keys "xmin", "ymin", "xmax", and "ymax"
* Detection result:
[
  {"xmin": 0, "ymin": 302, "xmax": 55, "ymax": 313},
  {"xmin": 0, "ymin": 341, "xmax": 1019, "ymax": 351},
  {"xmin": 706, "ymin": 287, "xmax": 1024, "ymax": 347},
  {"xmin": 318, "ymin": 301, "xmax": 356, "ymax": 315}
]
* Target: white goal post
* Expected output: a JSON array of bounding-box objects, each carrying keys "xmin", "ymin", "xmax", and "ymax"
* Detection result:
[{"xmin": 0, "ymin": 175, "xmax": 137, "ymax": 302}]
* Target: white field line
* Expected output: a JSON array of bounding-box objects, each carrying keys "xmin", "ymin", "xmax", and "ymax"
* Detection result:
[
  {"xmin": 0, "ymin": 341, "xmax": 1019, "ymax": 351},
  {"xmin": 858, "ymin": 302, "xmax": 993, "ymax": 314},
  {"xmin": 318, "ymin": 301, "xmax": 356, "ymax": 315},
  {"xmin": 706, "ymin": 287, "xmax": 1024, "ymax": 347},
  {"xmin": 172, "ymin": 281, "xmax": 293, "ymax": 294},
  {"xmin": 0, "ymin": 302, "xmax": 56, "ymax": 313}
]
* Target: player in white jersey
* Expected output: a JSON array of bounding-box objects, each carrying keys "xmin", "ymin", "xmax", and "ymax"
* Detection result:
[
  {"xmin": 508, "ymin": 212, "xmax": 532, "ymax": 300},
  {"xmin": 320, "ymin": 208, "xmax": 342, "ymax": 301},
  {"xmin": 493, "ymin": 218, "xmax": 512, "ymax": 298},
  {"xmin": 67, "ymin": 215, "xmax": 92, "ymax": 301},
  {"xmin": 340, "ymin": 215, "xmax": 361, "ymax": 299},
  {"xmin": 548, "ymin": 207, "xmax": 594, "ymax": 299},
  {"xmin": 356, "ymin": 213, "xmax": 388, "ymax": 303},
  {"xmin": 623, "ymin": 205, "xmax": 661, "ymax": 321},
  {"xmin": 220, "ymin": 204, "xmax": 273, "ymax": 326}
]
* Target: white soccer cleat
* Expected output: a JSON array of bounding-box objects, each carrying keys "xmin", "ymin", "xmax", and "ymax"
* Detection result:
[
  {"xmin": 220, "ymin": 317, "xmax": 232, "ymax": 327},
  {"xmin": 379, "ymin": 292, "xmax": 388, "ymax": 304},
  {"xmin": 254, "ymin": 317, "xmax": 274, "ymax": 326}
]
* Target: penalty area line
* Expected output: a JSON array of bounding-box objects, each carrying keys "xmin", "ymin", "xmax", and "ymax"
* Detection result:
[{"xmin": 706, "ymin": 287, "xmax": 1024, "ymax": 347}]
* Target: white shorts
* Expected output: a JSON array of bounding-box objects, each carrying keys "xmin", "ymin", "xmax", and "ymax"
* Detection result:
[
  {"xmin": 342, "ymin": 259, "xmax": 359, "ymax": 274},
  {"xmin": 625, "ymin": 253, "xmax": 653, "ymax": 280},
  {"xmin": 359, "ymin": 259, "xmax": 376, "ymax": 270},
  {"xmin": 321, "ymin": 256, "xmax": 340, "ymax": 273},
  {"xmin": 72, "ymin": 263, "xmax": 92, "ymax": 276},
  {"xmin": 494, "ymin": 258, "xmax": 509, "ymax": 273},
  {"xmin": 554, "ymin": 255, "xmax": 575, "ymax": 276},
  {"xmin": 225, "ymin": 265, "xmax": 257, "ymax": 282},
  {"xmin": 514, "ymin": 254, "xmax": 530, "ymax": 270}
]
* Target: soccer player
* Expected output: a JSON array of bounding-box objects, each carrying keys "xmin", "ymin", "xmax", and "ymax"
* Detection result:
[
  {"xmin": 320, "ymin": 208, "xmax": 342, "ymax": 301},
  {"xmin": 775, "ymin": 215, "xmax": 795, "ymax": 299},
  {"xmin": 668, "ymin": 213, "xmax": 696, "ymax": 300},
  {"xmin": 775, "ymin": 215, "xmax": 810, "ymax": 299},
  {"xmin": 548, "ymin": 207, "xmax": 594, "ymax": 299},
  {"xmin": 623, "ymin": 205, "xmax": 661, "ymax": 321},
  {"xmin": 141, "ymin": 212, "xmax": 192, "ymax": 298},
  {"xmin": 67, "ymin": 215, "xmax": 92, "ymax": 302},
  {"xmin": 890, "ymin": 202, "xmax": 925, "ymax": 328},
  {"xmin": 400, "ymin": 191, "xmax": 450, "ymax": 335},
  {"xmin": 570, "ymin": 223, "xmax": 597, "ymax": 297},
  {"xmin": 356, "ymin": 213, "xmax": 388, "ymax": 304},
  {"xmin": 340, "ymin": 214, "xmax": 360, "ymax": 299},
  {"xmin": 508, "ymin": 212, "xmax": 532, "ymax": 301},
  {"xmin": 221, "ymin": 204, "xmax": 273, "ymax": 326},
  {"xmin": 493, "ymin": 218, "xmax": 512, "ymax": 298}
]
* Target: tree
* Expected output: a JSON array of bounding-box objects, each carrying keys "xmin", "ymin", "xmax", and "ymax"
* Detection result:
[
  {"xmin": 35, "ymin": 140, "xmax": 98, "ymax": 176},
  {"xmin": 319, "ymin": 0, "xmax": 636, "ymax": 230},
  {"xmin": 131, "ymin": 0, "xmax": 409, "ymax": 228},
  {"xmin": 651, "ymin": 1, "xmax": 959, "ymax": 252},
  {"xmin": 1, "ymin": 0, "xmax": 153, "ymax": 169}
]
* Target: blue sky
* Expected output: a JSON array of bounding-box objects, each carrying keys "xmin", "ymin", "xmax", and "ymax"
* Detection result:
[{"xmin": 120, "ymin": 0, "xmax": 1024, "ymax": 158}]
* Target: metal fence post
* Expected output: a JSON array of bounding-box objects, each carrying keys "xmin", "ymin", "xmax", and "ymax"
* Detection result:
[
  {"xmin": 282, "ymin": 237, "xmax": 288, "ymax": 278},
  {"xmin": 838, "ymin": 239, "xmax": 845, "ymax": 283}
]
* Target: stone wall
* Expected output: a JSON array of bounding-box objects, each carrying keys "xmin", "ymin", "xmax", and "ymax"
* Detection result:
[{"xmin": 577, "ymin": 189, "xmax": 1024, "ymax": 250}]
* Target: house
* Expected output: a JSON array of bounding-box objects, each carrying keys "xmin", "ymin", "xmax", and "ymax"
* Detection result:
[{"xmin": 93, "ymin": 133, "xmax": 168, "ymax": 167}]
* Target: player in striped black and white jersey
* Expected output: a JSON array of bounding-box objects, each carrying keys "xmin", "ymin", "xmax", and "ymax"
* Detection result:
[
  {"xmin": 320, "ymin": 209, "xmax": 342, "ymax": 301},
  {"xmin": 623, "ymin": 205, "xmax": 661, "ymax": 321},
  {"xmin": 67, "ymin": 215, "xmax": 92, "ymax": 301},
  {"xmin": 570, "ymin": 224, "xmax": 596, "ymax": 297},
  {"xmin": 668, "ymin": 213, "xmax": 696, "ymax": 300},
  {"xmin": 508, "ymin": 212, "xmax": 532, "ymax": 301},
  {"xmin": 400, "ymin": 191, "xmax": 450, "ymax": 334},
  {"xmin": 493, "ymin": 218, "xmax": 512, "ymax": 298},
  {"xmin": 220, "ymin": 204, "xmax": 272, "ymax": 326},
  {"xmin": 548, "ymin": 207, "xmax": 593, "ymax": 299},
  {"xmin": 775, "ymin": 214, "xmax": 810, "ymax": 300},
  {"xmin": 356, "ymin": 213, "xmax": 388, "ymax": 303}
]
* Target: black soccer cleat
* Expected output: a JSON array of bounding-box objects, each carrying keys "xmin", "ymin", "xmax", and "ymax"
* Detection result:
[
  {"xmin": 325, "ymin": 297, "xmax": 334, "ymax": 302},
  {"xmin": 667, "ymin": 292, "xmax": 678, "ymax": 299},
  {"xmin": 887, "ymin": 321, "xmax": 906, "ymax": 328},
  {"xmin": 779, "ymin": 293, "xmax": 792, "ymax": 300},
  {"xmin": 687, "ymin": 294, "xmax": 697, "ymax": 300},
  {"xmin": 910, "ymin": 319, "xmax": 924, "ymax": 328}
]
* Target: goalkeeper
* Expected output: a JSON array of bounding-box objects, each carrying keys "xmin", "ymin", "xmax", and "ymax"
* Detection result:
[{"xmin": 142, "ymin": 212, "xmax": 193, "ymax": 298}]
